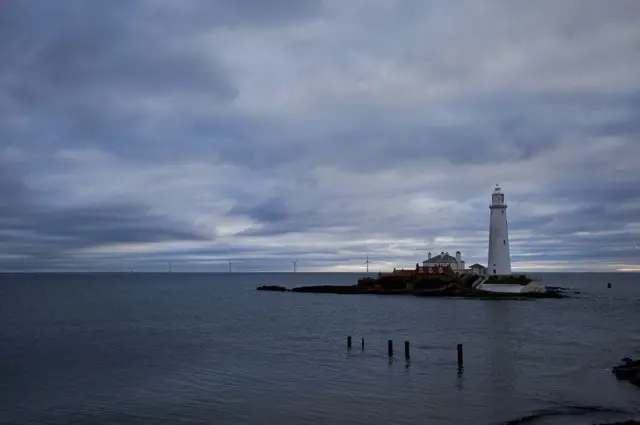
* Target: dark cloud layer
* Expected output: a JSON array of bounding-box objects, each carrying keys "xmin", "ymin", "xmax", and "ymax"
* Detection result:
[
  {"xmin": 1, "ymin": 0, "xmax": 640, "ymax": 272},
  {"xmin": 0, "ymin": 154, "xmax": 209, "ymax": 270}
]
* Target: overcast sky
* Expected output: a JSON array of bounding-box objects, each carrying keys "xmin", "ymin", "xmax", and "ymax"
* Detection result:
[{"xmin": 1, "ymin": 0, "xmax": 639, "ymax": 272}]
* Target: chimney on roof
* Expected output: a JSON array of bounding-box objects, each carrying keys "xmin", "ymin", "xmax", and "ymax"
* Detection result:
[
  {"xmin": 456, "ymin": 251, "xmax": 461, "ymax": 264},
  {"xmin": 428, "ymin": 252, "xmax": 431, "ymax": 260}
]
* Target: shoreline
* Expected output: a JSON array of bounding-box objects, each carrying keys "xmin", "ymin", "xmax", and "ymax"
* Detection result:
[
  {"xmin": 256, "ymin": 268, "xmax": 576, "ymax": 300},
  {"xmin": 256, "ymin": 283, "xmax": 570, "ymax": 299}
]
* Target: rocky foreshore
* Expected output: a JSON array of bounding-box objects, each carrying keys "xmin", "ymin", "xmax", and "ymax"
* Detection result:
[
  {"xmin": 255, "ymin": 265, "xmax": 576, "ymax": 299},
  {"xmin": 256, "ymin": 283, "xmax": 569, "ymax": 299}
]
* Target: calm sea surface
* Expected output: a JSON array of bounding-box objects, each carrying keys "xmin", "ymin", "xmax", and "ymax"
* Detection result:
[{"xmin": 1, "ymin": 272, "xmax": 639, "ymax": 425}]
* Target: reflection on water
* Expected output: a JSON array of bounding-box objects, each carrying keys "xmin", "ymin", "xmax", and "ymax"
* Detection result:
[{"xmin": 486, "ymin": 301, "xmax": 518, "ymax": 396}]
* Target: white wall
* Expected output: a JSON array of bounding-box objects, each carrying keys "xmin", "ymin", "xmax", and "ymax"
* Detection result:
[
  {"xmin": 488, "ymin": 206, "xmax": 512, "ymax": 275},
  {"xmin": 470, "ymin": 266, "xmax": 486, "ymax": 276}
]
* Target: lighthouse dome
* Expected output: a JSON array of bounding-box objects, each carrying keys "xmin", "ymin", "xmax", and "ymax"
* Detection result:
[{"xmin": 491, "ymin": 184, "xmax": 505, "ymax": 207}]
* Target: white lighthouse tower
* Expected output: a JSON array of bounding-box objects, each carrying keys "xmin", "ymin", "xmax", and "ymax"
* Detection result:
[{"xmin": 488, "ymin": 184, "xmax": 511, "ymax": 275}]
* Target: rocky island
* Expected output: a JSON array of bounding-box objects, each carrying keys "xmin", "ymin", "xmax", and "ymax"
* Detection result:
[{"xmin": 257, "ymin": 265, "xmax": 569, "ymax": 299}]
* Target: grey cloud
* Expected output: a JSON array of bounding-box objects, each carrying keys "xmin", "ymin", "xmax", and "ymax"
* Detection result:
[
  {"xmin": 0, "ymin": 167, "xmax": 29, "ymax": 216},
  {"xmin": 235, "ymin": 217, "xmax": 331, "ymax": 238},
  {"xmin": 2, "ymin": 0, "xmax": 640, "ymax": 271},
  {"xmin": 341, "ymin": 92, "xmax": 640, "ymax": 169},
  {"xmin": 0, "ymin": 0, "xmax": 238, "ymax": 150},
  {"xmin": 196, "ymin": 90, "xmax": 640, "ymax": 173},
  {"xmin": 22, "ymin": 204, "xmax": 209, "ymax": 245},
  {"xmin": 0, "ymin": 200, "xmax": 210, "ymax": 259},
  {"xmin": 107, "ymin": 88, "xmax": 640, "ymax": 173},
  {"xmin": 144, "ymin": 0, "xmax": 323, "ymax": 30},
  {"xmin": 536, "ymin": 205, "xmax": 640, "ymax": 236},
  {"xmin": 0, "ymin": 156, "xmax": 210, "ymax": 270},
  {"xmin": 0, "ymin": 0, "xmax": 328, "ymax": 164},
  {"xmin": 566, "ymin": 182, "xmax": 640, "ymax": 205},
  {"xmin": 229, "ymin": 198, "xmax": 290, "ymax": 223}
]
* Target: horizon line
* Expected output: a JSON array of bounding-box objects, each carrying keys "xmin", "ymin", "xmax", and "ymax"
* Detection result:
[{"xmin": 1, "ymin": 270, "xmax": 638, "ymax": 274}]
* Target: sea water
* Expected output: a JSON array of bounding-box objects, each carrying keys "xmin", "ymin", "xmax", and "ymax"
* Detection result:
[{"xmin": 1, "ymin": 272, "xmax": 639, "ymax": 425}]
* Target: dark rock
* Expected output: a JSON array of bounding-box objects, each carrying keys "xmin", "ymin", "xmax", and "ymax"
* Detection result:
[
  {"xmin": 291, "ymin": 284, "xmax": 411, "ymax": 295},
  {"xmin": 292, "ymin": 285, "xmax": 359, "ymax": 294},
  {"xmin": 377, "ymin": 276, "xmax": 414, "ymax": 291},
  {"xmin": 281, "ymin": 283, "xmax": 567, "ymax": 299},
  {"xmin": 485, "ymin": 274, "xmax": 533, "ymax": 285},
  {"xmin": 611, "ymin": 358, "xmax": 640, "ymax": 388},
  {"xmin": 258, "ymin": 271, "xmax": 568, "ymax": 300},
  {"xmin": 357, "ymin": 277, "xmax": 376, "ymax": 288},
  {"xmin": 256, "ymin": 285, "xmax": 288, "ymax": 292},
  {"xmin": 413, "ymin": 276, "xmax": 455, "ymax": 290},
  {"xmin": 460, "ymin": 274, "xmax": 479, "ymax": 288}
]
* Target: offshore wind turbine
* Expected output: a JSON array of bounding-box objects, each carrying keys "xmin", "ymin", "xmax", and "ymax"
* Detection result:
[
  {"xmin": 228, "ymin": 260, "xmax": 232, "ymax": 273},
  {"xmin": 364, "ymin": 255, "xmax": 371, "ymax": 273},
  {"xmin": 292, "ymin": 260, "xmax": 297, "ymax": 273}
]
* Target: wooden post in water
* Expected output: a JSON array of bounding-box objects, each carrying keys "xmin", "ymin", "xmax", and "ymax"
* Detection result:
[
  {"xmin": 404, "ymin": 341, "xmax": 410, "ymax": 359},
  {"xmin": 347, "ymin": 336, "xmax": 352, "ymax": 349},
  {"xmin": 361, "ymin": 337, "xmax": 365, "ymax": 350},
  {"xmin": 388, "ymin": 340, "xmax": 394, "ymax": 357},
  {"xmin": 457, "ymin": 343, "xmax": 464, "ymax": 368}
]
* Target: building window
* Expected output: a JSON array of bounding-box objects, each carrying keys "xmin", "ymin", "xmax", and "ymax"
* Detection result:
[{"xmin": 503, "ymin": 240, "xmax": 506, "ymax": 245}]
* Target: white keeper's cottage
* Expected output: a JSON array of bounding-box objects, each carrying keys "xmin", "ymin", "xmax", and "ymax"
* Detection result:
[
  {"xmin": 469, "ymin": 263, "xmax": 487, "ymax": 276},
  {"xmin": 422, "ymin": 251, "xmax": 466, "ymax": 273}
]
